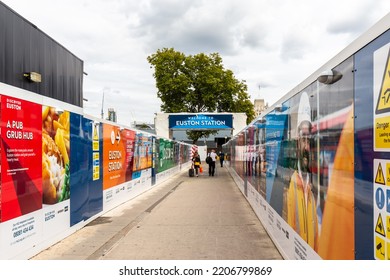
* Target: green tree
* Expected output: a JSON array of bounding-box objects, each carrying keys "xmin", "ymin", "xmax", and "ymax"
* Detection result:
[{"xmin": 147, "ymin": 48, "xmax": 255, "ymax": 143}]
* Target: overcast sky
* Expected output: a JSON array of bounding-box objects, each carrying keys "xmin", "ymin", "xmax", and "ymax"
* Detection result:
[{"xmin": 2, "ymin": 0, "xmax": 390, "ymax": 125}]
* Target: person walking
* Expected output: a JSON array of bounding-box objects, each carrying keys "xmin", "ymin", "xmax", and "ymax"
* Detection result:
[
  {"xmin": 218, "ymin": 151, "xmax": 225, "ymax": 167},
  {"xmin": 192, "ymin": 152, "xmax": 201, "ymax": 177},
  {"xmin": 209, "ymin": 149, "xmax": 217, "ymax": 176}
]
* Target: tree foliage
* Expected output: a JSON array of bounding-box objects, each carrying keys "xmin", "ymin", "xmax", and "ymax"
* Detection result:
[{"xmin": 147, "ymin": 48, "xmax": 255, "ymax": 143}]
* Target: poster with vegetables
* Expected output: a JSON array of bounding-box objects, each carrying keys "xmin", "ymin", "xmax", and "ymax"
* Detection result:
[
  {"xmin": 0, "ymin": 95, "xmax": 42, "ymax": 222},
  {"xmin": 42, "ymin": 106, "xmax": 70, "ymax": 204}
]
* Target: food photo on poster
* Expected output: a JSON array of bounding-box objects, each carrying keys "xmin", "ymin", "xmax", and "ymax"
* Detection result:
[{"xmin": 42, "ymin": 106, "xmax": 70, "ymax": 205}]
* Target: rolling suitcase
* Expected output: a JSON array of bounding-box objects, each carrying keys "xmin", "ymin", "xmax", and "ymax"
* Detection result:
[{"xmin": 189, "ymin": 168, "xmax": 195, "ymax": 177}]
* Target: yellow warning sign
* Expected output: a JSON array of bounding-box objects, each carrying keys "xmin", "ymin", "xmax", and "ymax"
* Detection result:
[
  {"xmin": 375, "ymin": 116, "xmax": 390, "ymax": 149},
  {"xmin": 376, "ymin": 213, "xmax": 386, "ymax": 237},
  {"xmin": 93, "ymin": 166, "xmax": 100, "ymax": 181},
  {"xmin": 93, "ymin": 141, "xmax": 99, "ymax": 151},
  {"xmin": 387, "ymin": 215, "xmax": 390, "ymax": 238},
  {"xmin": 93, "ymin": 123, "xmax": 99, "ymax": 140},
  {"xmin": 387, "ymin": 242, "xmax": 390, "ymax": 260},
  {"xmin": 375, "ymin": 163, "xmax": 386, "ymax": 185},
  {"xmin": 375, "ymin": 49, "xmax": 390, "ymax": 114},
  {"xmin": 375, "ymin": 236, "xmax": 386, "ymax": 260},
  {"xmin": 93, "ymin": 152, "xmax": 100, "ymax": 181},
  {"xmin": 387, "ymin": 164, "xmax": 390, "ymax": 186}
]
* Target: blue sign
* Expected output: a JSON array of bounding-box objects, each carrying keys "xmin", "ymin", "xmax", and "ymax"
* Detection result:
[
  {"xmin": 387, "ymin": 189, "xmax": 390, "ymax": 213},
  {"xmin": 376, "ymin": 188, "xmax": 385, "ymax": 209},
  {"xmin": 265, "ymin": 112, "xmax": 288, "ymax": 202},
  {"xmin": 169, "ymin": 114, "xmax": 233, "ymax": 130}
]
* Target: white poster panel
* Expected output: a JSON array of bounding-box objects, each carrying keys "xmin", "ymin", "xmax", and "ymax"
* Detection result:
[
  {"xmin": 42, "ymin": 201, "xmax": 70, "ymax": 241},
  {"xmin": 0, "ymin": 210, "xmax": 42, "ymax": 259},
  {"xmin": 246, "ymin": 181, "xmax": 321, "ymax": 260}
]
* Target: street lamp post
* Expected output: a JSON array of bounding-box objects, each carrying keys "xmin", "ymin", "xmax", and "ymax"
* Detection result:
[
  {"xmin": 101, "ymin": 88, "xmax": 116, "ymax": 120},
  {"xmin": 101, "ymin": 89, "xmax": 106, "ymax": 119}
]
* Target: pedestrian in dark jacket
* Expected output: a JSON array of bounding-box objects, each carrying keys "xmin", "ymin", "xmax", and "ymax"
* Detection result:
[
  {"xmin": 192, "ymin": 152, "xmax": 201, "ymax": 177},
  {"xmin": 219, "ymin": 151, "xmax": 225, "ymax": 167}
]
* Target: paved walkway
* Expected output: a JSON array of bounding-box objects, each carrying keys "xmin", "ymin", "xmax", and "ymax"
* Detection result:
[{"xmin": 31, "ymin": 166, "xmax": 283, "ymax": 260}]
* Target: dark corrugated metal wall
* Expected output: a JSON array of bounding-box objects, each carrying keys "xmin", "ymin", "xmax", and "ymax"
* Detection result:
[{"xmin": 0, "ymin": 2, "xmax": 83, "ymax": 107}]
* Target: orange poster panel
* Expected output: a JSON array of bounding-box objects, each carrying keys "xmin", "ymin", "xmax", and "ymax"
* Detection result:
[{"xmin": 102, "ymin": 124, "xmax": 126, "ymax": 190}]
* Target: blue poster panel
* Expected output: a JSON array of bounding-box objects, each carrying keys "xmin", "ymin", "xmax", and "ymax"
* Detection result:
[
  {"xmin": 70, "ymin": 114, "xmax": 103, "ymax": 226},
  {"xmin": 354, "ymin": 29, "xmax": 390, "ymax": 259},
  {"xmin": 265, "ymin": 109, "xmax": 288, "ymax": 203}
]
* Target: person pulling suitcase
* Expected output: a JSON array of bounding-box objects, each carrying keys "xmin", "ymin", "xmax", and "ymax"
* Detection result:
[{"xmin": 191, "ymin": 151, "xmax": 201, "ymax": 177}]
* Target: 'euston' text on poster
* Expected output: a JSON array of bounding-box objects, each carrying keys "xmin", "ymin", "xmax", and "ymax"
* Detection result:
[{"xmin": 1, "ymin": 95, "xmax": 42, "ymax": 222}]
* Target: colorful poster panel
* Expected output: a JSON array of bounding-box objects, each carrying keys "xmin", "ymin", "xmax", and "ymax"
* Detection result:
[
  {"xmin": 124, "ymin": 129, "xmax": 135, "ymax": 182},
  {"xmin": 132, "ymin": 132, "xmax": 152, "ymax": 178},
  {"xmin": 267, "ymin": 59, "xmax": 355, "ymax": 259},
  {"xmin": 246, "ymin": 125, "xmax": 264, "ymax": 195},
  {"xmin": 157, "ymin": 138, "xmax": 175, "ymax": 173},
  {"xmin": 259, "ymin": 75, "xmax": 355, "ymax": 259},
  {"xmin": 265, "ymin": 107, "xmax": 288, "ymax": 204},
  {"xmin": 151, "ymin": 136, "xmax": 156, "ymax": 186},
  {"xmin": 0, "ymin": 95, "xmax": 42, "ymax": 222},
  {"xmin": 42, "ymin": 106, "xmax": 70, "ymax": 205},
  {"xmin": 41, "ymin": 105, "xmax": 71, "ymax": 239},
  {"xmin": 102, "ymin": 124, "xmax": 127, "ymax": 190}
]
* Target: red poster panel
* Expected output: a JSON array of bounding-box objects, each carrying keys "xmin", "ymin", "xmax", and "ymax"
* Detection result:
[
  {"xmin": 0, "ymin": 95, "xmax": 42, "ymax": 222},
  {"xmin": 124, "ymin": 129, "xmax": 135, "ymax": 182}
]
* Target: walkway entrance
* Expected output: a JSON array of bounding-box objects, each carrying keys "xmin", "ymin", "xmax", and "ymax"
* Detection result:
[{"xmin": 31, "ymin": 167, "xmax": 282, "ymax": 260}]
